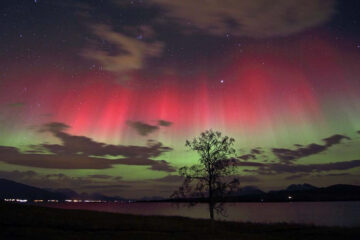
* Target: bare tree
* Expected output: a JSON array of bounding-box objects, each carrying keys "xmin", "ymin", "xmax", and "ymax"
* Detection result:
[{"xmin": 172, "ymin": 130, "xmax": 240, "ymax": 220}]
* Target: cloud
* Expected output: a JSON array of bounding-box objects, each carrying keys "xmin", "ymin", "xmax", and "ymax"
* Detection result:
[
  {"xmin": 127, "ymin": 120, "xmax": 173, "ymax": 136},
  {"xmin": 323, "ymin": 134, "xmax": 351, "ymax": 146},
  {"xmin": 82, "ymin": 24, "xmax": 164, "ymax": 80},
  {"xmin": 258, "ymin": 160, "xmax": 360, "ymax": 175},
  {"xmin": 238, "ymin": 147, "xmax": 264, "ymax": 160},
  {"xmin": 285, "ymin": 173, "xmax": 309, "ymax": 180},
  {"xmin": 127, "ymin": 121, "xmax": 159, "ymax": 136},
  {"xmin": 0, "ymin": 122, "xmax": 175, "ymax": 172},
  {"xmin": 0, "ymin": 170, "xmax": 129, "ymax": 191},
  {"xmin": 236, "ymin": 175, "xmax": 260, "ymax": 183},
  {"xmin": 88, "ymin": 174, "xmax": 115, "ymax": 179},
  {"xmin": 316, "ymin": 173, "xmax": 351, "ymax": 177},
  {"xmin": 158, "ymin": 120, "xmax": 173, "ymax": 127},
  {"xmin": 40, "ymin": 122, "xmax": 70, "ymax": 133},
  {"xmin": 238, "ymin": 153, "xmax": 257, "ymax": 161},
  {"xmin": 149, "ymin": 0, "xmax": 335, "ymax": 38},
  {"xmin": 234, "ymin": 161, "xmax": 265, "ymax": 167},
  {"xmin": 272, "ymin": 144, "xmax": 326, "ymax": 163},
  {"xmin": 0, "ymin": 170, "xmax": 38, "ymax": 180},
  {"xmin": 0, "ymin": 170, "xmax": 88, "ymax": 189},
  {"xmin": 272, "ymin": 134, "xmax": 351, "ymax": 163},
  {"xmin": 82, "ymin": 184, "xmax": 130, "ymax": 189},
  {"xmin": 153, "ymin": 175, "xmax": 184, "ymax": 183},
  {"xmin": 250, "ymin": 148, "xmax": 264, "ymax": 155},
  {"xmin": 149, "ymin": 160, "xmax": 176, "ymax": 172}
]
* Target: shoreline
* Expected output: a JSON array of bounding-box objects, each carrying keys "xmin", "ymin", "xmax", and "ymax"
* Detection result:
[{"xmin": 1, "ymin": 203, "xmax": 359, "ymax": 240}]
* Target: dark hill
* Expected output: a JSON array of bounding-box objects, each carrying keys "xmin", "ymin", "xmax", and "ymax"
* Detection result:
[
  {"xmin": 264, "ymin": 184, "xmax": 360, "ymax": 202},
  {"xmin": 0, "ymin": 178, "xmax": 67, "ymax": 200},
  {"xmin": 286, "ymin": 183, "xmax": 318, "ymax": 191}
]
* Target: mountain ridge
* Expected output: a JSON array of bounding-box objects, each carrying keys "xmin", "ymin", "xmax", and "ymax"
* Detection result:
[{"xmin": 1, "ymin": 178, "xmax": 360, "ymax": 202}]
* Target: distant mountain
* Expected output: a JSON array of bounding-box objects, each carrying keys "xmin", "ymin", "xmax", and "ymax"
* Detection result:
[
  {"xmin": 2, "ymin": 178, "xmax": 360, "ymax": 203},
  {"xmin": 231, "ymin": 186, "xmax": 265, "ymax": 196},
  {"xmin": 173, "ymin": 183, "xmax": 360, "ymax": 203},
  {"xmin": 0, "ymin": 179, "xmax": 126, "ymax": 201},
  {"xmin": 325, "ymin": 184, "xmax": 360, "ymax": 192},
  {"xmin": 79, "ymin": 192, "xmax": 126, "ymax": 202},
  {"xmin": 264, "ymin": 184, "xmax": 360, "ymax": 202},
  {"xmin": 0, "ymin": 179, "xmax": 67, "ymax": 200},
  {"xmin": 48, "ymin": 188, "xmax": 80, "ymax": 199},
  {"xmin": 49, "ymin": 188, "xmax": 126, "ymax": 201},
  {"xmin": 286, "ymin": 183, "xmax": 318, "ymax": 191},
  {"xmin": 140, "ymin": 196, "xmax": 165, "ymax": 201}
]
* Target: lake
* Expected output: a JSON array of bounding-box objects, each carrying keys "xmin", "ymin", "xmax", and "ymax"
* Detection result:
[{"xmin": 41, "ymin": 201, "xmax": 360, "ymax": 227}]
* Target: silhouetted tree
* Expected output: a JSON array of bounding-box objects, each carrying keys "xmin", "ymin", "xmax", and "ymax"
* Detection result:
[{"xmin": 172, "ymin": 130, "xmax": 240, "ymax": 220}]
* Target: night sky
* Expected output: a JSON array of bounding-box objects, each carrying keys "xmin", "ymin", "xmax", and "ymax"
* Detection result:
[{"xmin": 0, "ymin": 0, "xmax": 360, "ymax": 198}]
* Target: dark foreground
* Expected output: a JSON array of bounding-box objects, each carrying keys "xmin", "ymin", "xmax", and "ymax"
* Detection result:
[{"xmin": 1, "ymin": 203, "xmax": 359, "ymax": 240}]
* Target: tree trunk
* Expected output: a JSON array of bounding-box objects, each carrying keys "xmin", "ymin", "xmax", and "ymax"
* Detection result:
[
  {"xmin": 209, "ymin": 200, "xmax": 214, "ymax": 220},
  {"xmin": 208, "ymin": 177, "xmax": 214, "ymax": 221}
]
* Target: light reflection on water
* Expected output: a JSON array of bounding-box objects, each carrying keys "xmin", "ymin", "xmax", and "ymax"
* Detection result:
[{"xmin": 41, "ymin": 201, "xmax": 360, "ymax": 227}]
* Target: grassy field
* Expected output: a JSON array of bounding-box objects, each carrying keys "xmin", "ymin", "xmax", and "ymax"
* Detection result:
[{"xmin": 1, "ymin": 203, "xmax": 359, "ymax": 240}]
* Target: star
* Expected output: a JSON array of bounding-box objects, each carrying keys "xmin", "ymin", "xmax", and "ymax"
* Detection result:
[{"xmin": 220, "ymin": 79, "xmax": 224, "ymax": 84}]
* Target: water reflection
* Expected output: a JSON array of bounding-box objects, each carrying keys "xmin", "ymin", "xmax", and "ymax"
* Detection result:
[{"xmin": 42, "ymin": 201, "xmax": 360, "ymax": 227}]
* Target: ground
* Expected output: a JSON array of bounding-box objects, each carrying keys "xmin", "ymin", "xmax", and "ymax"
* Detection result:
[{"xmin": 0, "ymin": 203, "xmax": 359, "ymax": 240}]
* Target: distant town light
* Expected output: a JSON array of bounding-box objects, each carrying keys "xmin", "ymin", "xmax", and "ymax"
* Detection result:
[{"xmin": 4, "ymin": 198, "xmax": 28, "ymax": 203}]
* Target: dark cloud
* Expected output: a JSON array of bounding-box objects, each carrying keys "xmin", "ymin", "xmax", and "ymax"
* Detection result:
[
  {"xmin": 127, "ymin": 121, "xmax": 159, "ymax": 136},
  {"xmin": 153, "ymin": 175, "xmax": 184, "ymax": 183},
  {"xmin": 316, "ymin": 173, "xmax": 351, "ymax": 178},
  {"xmin": 233, "ymin": 133, "xmax": 358, "ymax": 178},
  {"xmin": 238, "ymin": 153, "xmax": 257, "ymax": 161},
  {"xmin": 235, "ymin": 161, "xmax": 265, "ymax": 167},
  {"xmin": 82, "ymin": 184, "xmax": 130, "ymax": 189},
  {"xmin": 236, "ymin": 175, "xmax": 260, "ymax": 183},
  {"xmin": 258, "ymin": 160, "xmax": 360, "ymax": 175},
  {"xmin": 149, "ymin": 160, "xmax": 176, "ymax": 172},
  {"xmin": 272, "ymin": 144, "xmax": 326, "ymax": 163},
  {"xmin": 285, "ymin": 173, "xmax": 309, "ymax": 180},
  {"xmin": 272, "ymin": 134, "xmax": 351, "ymax": 163},
  {"xmin": 40, "ymin": 122, "xmax": 70, "ymax": 133},
  {"xmin": 127, "ymin": 120, "xmax": 173, "ymax": 136},
  {"xmin": 250, "ymin": 148, "xmax": 264, "ymax": 155},
  {"xmin": 158, "ymin": 120, "xmax": 173, "ymax": 127},
  {"xmin": 0, "ymin": 170, "xmax": 37, "ymax": 180},
  {"xmin": 0, "ymin": 122, "xmax": 175, "ymax": 172},
  {"xmin": 149, "ymin": 0, "xmax": 335, "ymax": 38},
  {"xmin": 0, "ymin": 170, "xmax": 92, "ymax": 189},
  {"xmin": 0, "ymin": 170, "xmax": 129, "ymax": 192},
  {"xmin": 323, "ymin": 134, "xmax": 351, "ymax": 147},
  {"xmin": 88, "ymin": 174, "xmax": 115, "ymax": 179},
  {"xmin": 212, "ymin": 158, "xmax": 265, "ymax": 169},
  {"xmin": 238, "ymin": 147, "xmax": 264, "ymax": 161},
  {"xmin": 82, "ymin": 24, "xmax": 163, "ymax": 81}
]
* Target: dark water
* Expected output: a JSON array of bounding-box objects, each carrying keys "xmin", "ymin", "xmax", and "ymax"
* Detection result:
[{"xmin": 41, "ymin": 201, "xmax": 360, "ymax": 227}]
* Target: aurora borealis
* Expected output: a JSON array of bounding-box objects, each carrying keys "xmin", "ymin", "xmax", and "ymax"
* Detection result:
[{"xmin": 0, "ymin": 0, "xmax": 360, "ymax": 198}]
